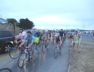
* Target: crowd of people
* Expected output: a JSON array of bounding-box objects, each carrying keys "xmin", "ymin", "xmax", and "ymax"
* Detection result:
[
  {"xmin": 11, "ymin": 29, "xmax": 81, "ymax": 71},
  {"xmin": 68, "ymin": 31, "xmax": 80, "ymax": 48},
  {"xmin": 15, "ymin": 29, "xmax": 65, "ymax": 48},
  {"xmin": 14, "ymin": 29, "xmax": 81, "ymax": 55}
]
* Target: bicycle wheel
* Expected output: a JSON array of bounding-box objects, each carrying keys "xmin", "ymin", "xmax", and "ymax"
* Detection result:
[
  {"xmin": 54, "ymin": 47, "xmax": 58, "ymax": 59},
  {"xmin": 9, "ymin": 46, "xmax": 20, "ymax": 59},
  {"xmin": 0, "ymin": 68, "xmax": 12, "ymax": 72},
  {"xmin": 41, "ymin": 44, "xmax": 46, "ymax": 54},
  {"xmin": 17, "ymin": 53, "xmax": 26, "ymax": 68},
  {"xmin": 58, "ymin": 45, "xmax": 62, "ymax": 56}
]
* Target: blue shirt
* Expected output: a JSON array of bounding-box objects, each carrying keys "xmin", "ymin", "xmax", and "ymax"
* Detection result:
[{"xmin": 24, "ymin": 35, "xmax": 35, "ymax": 46}]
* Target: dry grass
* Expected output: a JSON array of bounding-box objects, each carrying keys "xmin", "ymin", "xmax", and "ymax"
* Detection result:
[{"xmin": 69, "ymin": 43, "xmax": 94, "ymax": 72}]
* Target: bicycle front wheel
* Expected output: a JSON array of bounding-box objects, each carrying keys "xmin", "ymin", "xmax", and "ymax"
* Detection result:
[
  {"xmin": 17, "ymin": 53, "xmax": 26, "ymax": 68},
  {"xmin": 0, "ymin": 68, "xmax": 12, "ymax": 72},
  {"xmin": 54, "ymin": 48, "xmax": 58, "ymax": 59}
]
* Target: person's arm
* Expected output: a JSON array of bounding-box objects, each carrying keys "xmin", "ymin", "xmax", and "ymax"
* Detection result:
[
  {"xmin": 19, "ymin": 35, "xmax": 26, "ymax": 48},
  {"xmin": 19, "ymin": 40, "xmax": 25, "ymax": 48}
]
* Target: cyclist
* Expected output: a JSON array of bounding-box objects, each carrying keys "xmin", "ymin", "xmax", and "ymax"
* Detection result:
[
  {"xmin": 40, "ymin": 31, "xmax": 47, "ymax": 62},
  {"xmin": 33, "ymin": 31, "xmax": 40, "ymax": 55},
  {"xmin": 59, "ymin": 29, "xmax": 64, "ymax": 49},
  {"xmin": 18, "ymin": 31, "xmax": 36, "ymax": 71},
  {"xmin": 45, "ymin": 31, "xmax": 51, "ymax": 49},
  {"xmin": 44, "ymin": 31, "xmax": 48, "ymax": 49},
  {"xmin": 53, "ymin": 30, "xmax": 61, "ymax": 56},
  {"xmin": 19, "ymin": 31, "xmax": 34, "ymax": 49},
  {"xmin": 54, "ymin": 31, "xmax": 60, "ymax": 46},
  {"xmin": 15, "ymin": 29, "xmax": 26, "ymax": 47}
]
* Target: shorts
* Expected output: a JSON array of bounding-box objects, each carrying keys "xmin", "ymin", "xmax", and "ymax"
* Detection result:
[
  {"xmin": 59, "ymin": 36, "xmax": 63, "ymax": 40},
  {"xmin": 74, "ymin": 40, "xmax": 79, "ymax": 45}
]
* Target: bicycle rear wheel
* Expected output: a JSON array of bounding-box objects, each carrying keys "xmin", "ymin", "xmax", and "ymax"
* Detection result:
[
  {"xmin": 0, "ymin": 68, "xmax": 12, "ymax": 72},
  {"xmin": 9, "ymin": 46, "xmax": 20, "ymax": 59}
]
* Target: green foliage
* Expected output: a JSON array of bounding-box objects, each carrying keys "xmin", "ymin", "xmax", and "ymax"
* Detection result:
[{"xmin": 18, "ymin": 18, "xmax": 34, "ymax": 30}]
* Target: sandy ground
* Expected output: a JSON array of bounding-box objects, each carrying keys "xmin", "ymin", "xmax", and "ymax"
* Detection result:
[{"xmin": 69, "ymin": 38, "xmax": 94, "ymax": 72}]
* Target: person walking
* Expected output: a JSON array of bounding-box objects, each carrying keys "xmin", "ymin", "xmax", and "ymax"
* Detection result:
[{"xmin": 73, "ymin": 31, "xmax": 80, "ymax": 48}]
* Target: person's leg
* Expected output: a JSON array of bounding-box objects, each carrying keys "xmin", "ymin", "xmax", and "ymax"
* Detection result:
[
  {"xmin": 74, "ymin": 43, "xmax": 79, "ymax": 48},
  {"xmin": 73, "ymin": 42, "xmax": 76, "ymax": 48},
  {"xmin": 77, "ymin": 41, "xmax": 79, "ymax": 48},
  {"xmin": 59, "ymin": 36, "xmax": 62, "ymax": 47},
  {"xmin": 77, "ymin": 44, "xmax": 79, "ymax": 48},
  {"xmin": 70, "ymin": 38, "xmax": 73, "ymax": 46}
]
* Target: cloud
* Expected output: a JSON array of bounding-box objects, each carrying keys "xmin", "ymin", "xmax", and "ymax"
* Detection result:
[
  {"xmin": 33, "ymin": 15, "xmax": 81, "ymax": 24},
  {"xmin": 0, "ymin": 0, "xmax": 94, "ymax": 30},
  {"xmin": 32, "ymin": 15, "xmax": 83, "ymax": 29}
]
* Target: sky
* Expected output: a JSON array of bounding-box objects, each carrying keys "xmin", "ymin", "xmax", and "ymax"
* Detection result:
[{"xmin": 0, "ymin": 0, "xmax": 94, "ymax": 30}]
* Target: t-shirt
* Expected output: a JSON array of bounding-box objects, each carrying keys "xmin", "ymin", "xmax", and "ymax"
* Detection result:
[
  {"xmin": 55, "ymin": 32, "xmax": 59, "ymax": 37},
  {"xmin": 74, "ymin": 34, "xmax": 80, "ymax": 43},
  {"xmin": 24, "ymin": 35, "xmax": 34, "ymax": 46},
  {"xmin": 34, "ymin": 37, "xmax": 40, "ymax": 44}
]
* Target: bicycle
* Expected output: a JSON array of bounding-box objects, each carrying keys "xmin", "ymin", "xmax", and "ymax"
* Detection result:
[
  {"xmin": 8, "ymin": 40, "xmax": 21, "ymax": 59},
  {"xmin": 41, "ymin": 42, "xmax": 46, "ymax": 55},
  {"xmin": 7, "ymin": 39, "xmax": 33, "ymax": 67},
  {"xmin": 53, "ymin": 36, "xmax": 61, "ymax": 59},
  {"xmin": 40, "ymin": 37, "xmax": 47, "ymax": 62},
  {"xmin": 17, "ymin": 47, "xmax": 34, "ymax": 69},
  {"xmin": 0, "ymin": 68, "xmax": 12, "ymax": 72}
]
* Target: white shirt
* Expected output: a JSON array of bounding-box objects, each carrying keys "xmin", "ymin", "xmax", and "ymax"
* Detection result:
[{"xmin": 55, "ymin": 32, "xmax": 59, "ymax": 37}]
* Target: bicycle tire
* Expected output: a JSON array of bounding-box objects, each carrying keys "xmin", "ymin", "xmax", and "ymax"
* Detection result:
[
  {"xmin": 54, "ymin": 47, "xmax": 58, "ymax": 59},
  {"xmin": 54, "ymin": 44, "xmax": 61, "ymax": 59},
  {"xmin": 17, "ymin": 54, "xmax": 25, "ymax": 68},
  {"xmin": 42, "ymin": 44, "xmax": 46, "ymax": 54},
  {"xmin": 58, "ymin": 46, "xmax": 62, "ymax": 56},
  {"xmin": 0, "ymin": 68, "xmax": 12, "ymax": 72},
  {"xmin": 9, "ymin": 47, "xmax": 20, "ymax": 59}
]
